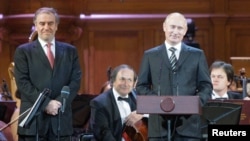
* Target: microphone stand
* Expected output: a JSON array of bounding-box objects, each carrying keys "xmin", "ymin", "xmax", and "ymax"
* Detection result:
[
  {"xmin": 241, "ymin": 78, "xmax": 247, "ymax": 99},
  {"xmin": 57, "ymin": 108, "xmax": 61, "ymax": 141},
  {"xmin": 167, "ymin": 120, "xmax": 171, "ymax": 141},
  {"xmin": 35, "ymin": 115, "xmax": 39, "ymax": 141}
]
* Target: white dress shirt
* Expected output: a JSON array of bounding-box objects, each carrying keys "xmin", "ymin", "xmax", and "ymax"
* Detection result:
[
  {"xmin": 212, "ymin": 91, "xmax": 229, "ymax": 99},
  {"xmin": 38, "ymin": 37, "xmax": 56, "ymax": 57},
  {"xmin": 165, "ymin": 41, "xmax": 181, "ymax": 60},
  {"xmin": 113, "ymin": 88, "xmax": 131, "ymax": 141}
]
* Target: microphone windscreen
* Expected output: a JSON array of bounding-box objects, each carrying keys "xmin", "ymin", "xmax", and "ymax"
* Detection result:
[{"xmin": 61, "ymin": 86, "xmax": 70, "ymax": 98}]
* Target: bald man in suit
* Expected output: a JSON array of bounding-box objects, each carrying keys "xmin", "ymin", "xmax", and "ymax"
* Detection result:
[{"xmin": 136, "ymin": 12, "xmax": 212, "ymax": 141}]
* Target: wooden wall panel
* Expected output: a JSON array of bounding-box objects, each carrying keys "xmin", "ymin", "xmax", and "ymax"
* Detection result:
[
  {"xmin": 86, "ymin": 31, "xmax": 142, "ymax": 94},
  {"xmin": 0, "ymin": 42, "xmax": 12, "ymax": 87},
  {"xmin": 228, "ymin": 0, "xmax": 250, "ymax": 14},
  {"xmin": 2, "ymin": 0, "xmax": 250, "ymax": 94},
  {"xmin": 188, "ymin": 18, "xmax": 213, "ymax": 65},
  {"xmin": 229, "ymin": 28, "xmax": 250, "ymax": 57},
  {"xmin": 3, "ymin": 0, "xmax": 83, "ymax": 15},
  {"xmin": 0, "ymin": 0, "xmax": 8, "ymax": 13},
  {"xmin": 86, "ymin": 0, "xmax": 211, "ymax": 14},
  {"xmin": 210, "ymin": 17, "xmax": 229, "ymax": 63},
  {"xmin": 226, "ymin": 18, "xmax": 250, "ymax": 65}
]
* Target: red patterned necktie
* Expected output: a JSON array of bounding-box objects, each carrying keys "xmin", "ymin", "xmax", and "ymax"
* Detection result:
[{"xmin": 46, "ymin": 43, "xmax": 54, "ymax": 68}]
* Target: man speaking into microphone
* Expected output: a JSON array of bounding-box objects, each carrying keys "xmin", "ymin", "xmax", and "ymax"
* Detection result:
[{"xmin": 14, "ymin": 7, "xmax": 82, "ymax": 141}]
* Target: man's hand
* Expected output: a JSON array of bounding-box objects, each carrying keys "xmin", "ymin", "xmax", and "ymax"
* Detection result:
[
  {"xmin": 45, "ymin": 100, "xmax": 61, "ymax": 115},
  {"xmin": 244, "ymin": 96, "xmax": 250, "ymax": 100},
  {"xmin": 125, "ymin": 111, "xmax": 143, "ymax": 126}
]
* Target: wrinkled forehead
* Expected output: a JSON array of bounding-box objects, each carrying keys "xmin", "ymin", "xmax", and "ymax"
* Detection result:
[
  {"xmin": 117, "ymin": 69, "xmax": 134, "ymax": 79},
  {"xmin": 34, "ymin": 9, "xmax": 59, "ymax": 24}
]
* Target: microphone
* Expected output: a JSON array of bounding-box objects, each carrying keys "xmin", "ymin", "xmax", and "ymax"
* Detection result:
[
  {"xmin": 19, "ymin": 88, "xmax": 50, "ymax": 128},
  {"xmin": 158, "ymin": 59, "xmax": 163, "ymax": 96},
  {"xmin": 60, "ymin": 86, "xmax": 70, "ymax": 113}
]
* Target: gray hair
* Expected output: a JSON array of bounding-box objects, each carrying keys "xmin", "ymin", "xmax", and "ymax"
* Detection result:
[{"xmin": 33, "ymin": 7, "xmax": 60, "ymax": 24}]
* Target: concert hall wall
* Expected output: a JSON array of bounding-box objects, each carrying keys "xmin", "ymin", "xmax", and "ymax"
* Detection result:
[{"xmin": 0, "ymin": 0, "xmax": 250, "ymax": 94}]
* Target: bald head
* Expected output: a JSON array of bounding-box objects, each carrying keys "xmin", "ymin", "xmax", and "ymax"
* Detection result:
[
  {"xmin": 165, "ymin": 13, "xmax": 187, "ymax": 26},
  {"xmin": 163, "ymin": 12, "xmax": 188, "ymax": 45}
]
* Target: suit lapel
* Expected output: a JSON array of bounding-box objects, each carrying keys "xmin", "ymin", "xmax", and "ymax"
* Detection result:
[
  {"xmin": 108, "ymin": 91, "xmax": 122, "ymax": 121},
  {"xmin": 33, "ymin": 40, "xmax": 52, "ymax": 69},
  {"xmin": 129, "ymin": 92, "xmax": 136, "ymax": 111},
  {"xmin": 178, "ymin": 43, "xmax": 191, "ymax": 67},
  {"xmin": 54, "ymin": 42, "xmax": 64, "ymax": 68},
  {"xmin": 52, "ymin": 41, "xmax": 66, "ymax": 76},
  {"xmin": 159, "ymin": 43, "xmax": 193, "ymax": 71},
  {"xmin": 159, "ymin": 44, "xmax": 172, "ymax": 70}
]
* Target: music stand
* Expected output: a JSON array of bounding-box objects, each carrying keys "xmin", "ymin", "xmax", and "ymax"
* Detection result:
[
  {"xmin": 19, "ymin": 89, "xmax": 50, "ymax": 141},
  {"xmin": 137, "ymin": 96, "xmax": 201, "ymax": 141},
  {"xmin": 201, "ymin": 101, "xmax": 242, "ymax": 139}
]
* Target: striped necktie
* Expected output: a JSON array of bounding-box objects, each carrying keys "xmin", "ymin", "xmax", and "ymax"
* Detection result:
[{"xmin": 169, "ymin": 47, "xmax": 177, "ymax": 71}]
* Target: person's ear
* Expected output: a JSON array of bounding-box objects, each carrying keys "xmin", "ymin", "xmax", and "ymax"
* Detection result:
[{"xmin": 163, "ymin": 23, "xmax": 166, "ymax": 32}]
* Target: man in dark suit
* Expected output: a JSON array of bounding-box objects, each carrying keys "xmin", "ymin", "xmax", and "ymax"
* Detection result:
[
  {"xmin": 210, "ymin": 61, "xmax": 242, "ymax": 99},
  {"xmin": 14, "ymin": 7, "xmax": 81, "ymax": 141},
  {"xmin": 200, "ymin": 61, "xmax": 242, "ymax": 141},
  {"xmin": 90, "ymin": 64, "xmax": 144, "ymax": 141},
  {"xmin": 136, "ymin": 12, "xmax": 212, "ymax": 141}
]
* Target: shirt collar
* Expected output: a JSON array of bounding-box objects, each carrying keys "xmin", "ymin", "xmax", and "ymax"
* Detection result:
[
  {"xmin": 113, "ymin": 88, "xmax": 129, "ymax": 101},
  {"xmin": 165, "ymin": 41, "xmax": 181, "ymax": 51},
  {"xmin": 38, "ymin": 37, "xmax": 55, "ymax": 48},
  {"xmin": 212, "ymin": 91, "xmax": 229, "ymax": 99}
]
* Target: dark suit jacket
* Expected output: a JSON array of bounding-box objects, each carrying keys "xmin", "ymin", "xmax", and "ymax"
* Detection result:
[
  {"xmin": 89, "ymin": 89, "xmax": 136, "ymax": 141},
  {"xmin": 14, "ymin": 40, "xmax": 82, "ymax": 136},
  {"xmin": 136, "ymin": 43, "xmax": 212, "ymax": 138},
  {"xmin": 228, "ymin": 91, "xmax": 242, "ymax": 99}
]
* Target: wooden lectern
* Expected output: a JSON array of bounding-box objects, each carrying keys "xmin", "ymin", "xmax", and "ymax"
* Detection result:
[
  {"xmin": 137, "ymin": 96, "xmax": 201, "ymax": 141},
  {"xmin": 137, "ymin": 95, "xmax": 201, "ymax": 115}
]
